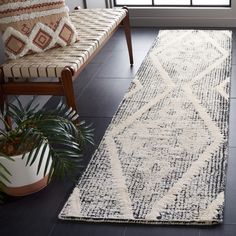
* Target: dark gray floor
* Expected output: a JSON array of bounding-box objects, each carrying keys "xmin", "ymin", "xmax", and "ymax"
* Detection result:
[{"xmin": 1, "ymin": 28, "xmax": 236, "ymax": 236}]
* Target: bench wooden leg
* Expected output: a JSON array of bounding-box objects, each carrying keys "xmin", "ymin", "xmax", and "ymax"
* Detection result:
[
  {"xmin": 122, "ymin": 7, "xmax": 134, "ymax": 66},
  {"xmin": 60, "ymin": 67, "xmax": 77, "ymax": 112},
  {"xmin": 0, "ymin": 68, "xmax": 12, "ymax": 128},
  {"xmin": 0, "ymin": 68, "xmax": 5, "ymax": 115}
]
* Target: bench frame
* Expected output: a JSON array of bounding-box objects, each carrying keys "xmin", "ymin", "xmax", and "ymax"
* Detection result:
[{"xmin": 0, "ymin": 7, "xmax": 133, "ymax": 113}]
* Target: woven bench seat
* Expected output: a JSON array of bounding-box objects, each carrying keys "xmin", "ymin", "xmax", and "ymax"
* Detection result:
[{"xmin": 0, "ymin": 8, "xmax": 133, "ymax": 111}]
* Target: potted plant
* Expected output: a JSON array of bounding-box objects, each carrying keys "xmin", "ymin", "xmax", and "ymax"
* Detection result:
[{"xmin": 0, "ymin": 98, "xmax": 93, "ymax": 197}]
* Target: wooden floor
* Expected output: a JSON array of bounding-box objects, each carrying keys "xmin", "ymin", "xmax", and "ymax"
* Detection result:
[{"xmin": 1, "ymin": 28, "xmax": 236, "ymax": 236}]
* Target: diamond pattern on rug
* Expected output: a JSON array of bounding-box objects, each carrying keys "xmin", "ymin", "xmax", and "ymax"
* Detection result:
[
  {"xmin": 59, "ymin": 30, "xmax": 232, "ymax": 225},
  {"xmin": 157, "ymin": 32, "xmax": 224, "ymax": 83}
]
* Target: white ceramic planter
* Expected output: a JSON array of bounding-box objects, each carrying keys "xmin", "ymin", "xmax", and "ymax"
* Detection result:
[{"xmin": 0, "ymin": 144, "xmax": 52, "ymax": 196}]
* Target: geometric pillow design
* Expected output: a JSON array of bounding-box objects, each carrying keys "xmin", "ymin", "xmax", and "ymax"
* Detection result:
[{"xmin": 0, "ymin": 0, "xmax": 78, "ymax": 60}]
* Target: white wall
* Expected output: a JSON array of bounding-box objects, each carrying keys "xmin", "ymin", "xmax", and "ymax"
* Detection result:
[
  {"xmin": 86, "ymin": 0, "xmax": 107, "ymax": 8},
  {"xmin": 128, "ymin": 0, "xmax": 236, "ymax": 27},
  {"xmin": 66, "ymin": 0, "xmax": 108, "ymax": 9},
  {"xmin": 66, "ymin": 0, "xmax": 84, "ymax": 10}
]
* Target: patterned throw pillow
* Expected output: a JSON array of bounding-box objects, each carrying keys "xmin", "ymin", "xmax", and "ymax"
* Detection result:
[{"xmin": 0, "ymin": 0, "xmax": 78, "ymax": 59}]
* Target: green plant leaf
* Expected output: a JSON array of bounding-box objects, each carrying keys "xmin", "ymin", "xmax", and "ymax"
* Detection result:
[
  {"xmin": 43, "ymin": 150, "xmax": 52, "ymax": 177},
  {"xmin": 0, "ymin": 163, "xmax": 12, "ymax": 176},
  {"xmin": 36, "ymin": 143, "xmax": 48, "ymax": 175},
  {"xmin": 0, "ymin": 116, "xmax": 11, "ymax": 131},
  {"xmin": 29, "ymin": 140, "xmax": 44, "ymax": 166},
  {"xmin": 47, "ymin": 157, "xmax": 55, "ymax": 182},
  {"xmin": 0, "ymin": 163, "xmax": 11, "ymax": 184},
  {"xmin": 0, "ymin": 129, "xmax": 9, "ymax": 140},
  {"xmin": 15, "ymin": 96, "xmax": 25, "ymax": 114},
  {"xmin": 0, "ymin": 98, "xmax": 94, "ymax": 196},
  {"xmin": 0, "ymin": 152, "xmax": 14, "ymax": 162},
  {"xmin": 24, "ymin": 97, "xmax": 38, "ymax": 113},
  {"xmin": 8, "ymin": 103, "xmax": 24, "ymax": 121}
]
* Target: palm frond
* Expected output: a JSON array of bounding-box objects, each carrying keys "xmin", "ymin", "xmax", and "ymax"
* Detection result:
[
  {"xmin": 0, "ymin": 156, "xmax": 13, "ymax": 202},
  {"xmin": 29, "ymin": 140, "xmax": 44, "ymax": 166},
  {"xmin": 7, "ymin": 102, "xmax": 25, "ymax": 124},
  {"xmin": 36, "ymin": 143, "xmax": 49, "ymax": 175},
  {"xmin": 0, "ymin": 162, "xmax": 12, "ymax": 182},
  {"xmin": 0, "ymin": 98, "xmax": 94, "ymax": 197},
  {"xmin": 15, "ymin": 97, "xmax": 25, "ymax": 114},
  {"xmin": 24, "ymin": 97, "xmax": 38, "ymax": 113},
  {"xmin": 0, "ymin": 116, "xmax": 11, "ymax": 131}
]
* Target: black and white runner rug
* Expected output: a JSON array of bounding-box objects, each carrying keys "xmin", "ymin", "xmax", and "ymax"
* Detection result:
[{"xmin": 59, "ymin": 30, "xmax": 232, "ymax": 225}]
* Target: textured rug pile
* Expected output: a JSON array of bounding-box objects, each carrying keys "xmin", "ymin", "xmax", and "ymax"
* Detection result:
[{"xmin": 59, "ymin": 30, "xmax": 232, "ymax": 224}]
